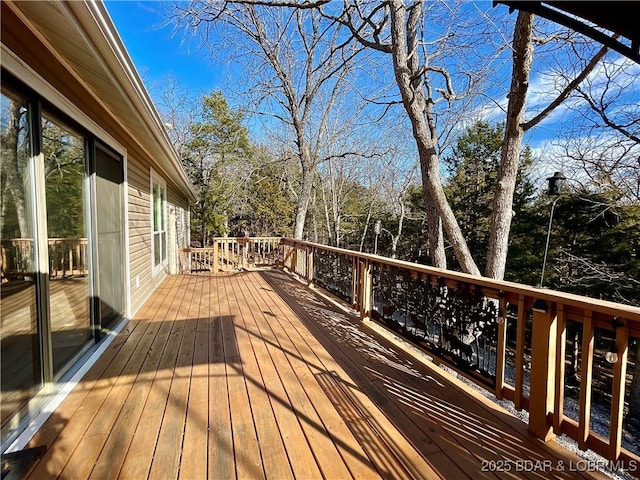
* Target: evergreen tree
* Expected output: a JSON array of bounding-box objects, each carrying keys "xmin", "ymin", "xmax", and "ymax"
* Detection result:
[
  {"xmin": 443, "ymin": 121, "xmax": 536, "ymax": 274},
  {"xmin": 230, "ymin": 149, "xmax": 296, "ymax": 237},
  {"xmin": 544, "ymin": 188, "xmax": 640, "ymax": 305},
  {"xmin": 184, "ymin": 91, "xmax": 252, "ymax": 244}
]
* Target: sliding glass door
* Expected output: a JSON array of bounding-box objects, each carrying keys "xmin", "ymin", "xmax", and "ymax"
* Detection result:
[
  {"xmin": 95, "ymin": 145, "xmax": 125, "ymax": 327},
  {"xmin": 1, "ymin": 83, "xmax": 126, "ymax": 445},
  {"xmin": 42, "ymin": 114, "xmax": 91, "ymax": 374},
  {"xmin": 0, "ymin": 89, "xmax": 41, "ymax": 430}
]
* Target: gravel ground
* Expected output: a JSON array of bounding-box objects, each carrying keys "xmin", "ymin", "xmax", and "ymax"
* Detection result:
[{"xmin": 434, "ymin": 358, "xmax": 636, "ymax": 480}]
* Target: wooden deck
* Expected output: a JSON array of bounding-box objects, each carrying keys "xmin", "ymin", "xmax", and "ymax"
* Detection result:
[{"xmin": 20, "ymin": 270, "xmax": 608, "ymax": 479}]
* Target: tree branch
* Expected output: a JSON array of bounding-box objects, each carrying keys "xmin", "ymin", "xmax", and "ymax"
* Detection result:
[{"xmin": 522, "ymin": 39, "xmax": 614, "ymax": 131}]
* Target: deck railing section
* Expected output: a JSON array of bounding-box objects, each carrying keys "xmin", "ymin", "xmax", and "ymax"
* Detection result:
[
  {"xmin": 48, "ymin": 238, "xmax": 88, "ymax": 278},
  {"xmin": 1, "ymin": 238, "xmax": 88, "ymax": 280},
  {"xmin": 179, "ymin": 237, "xmax": 282, "ymax": 273},
  {"xmin": 281, "ymin": 238, "xmax": 640, "ymax": 471}
]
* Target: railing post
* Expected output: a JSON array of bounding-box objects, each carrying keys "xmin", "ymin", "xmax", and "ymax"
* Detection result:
[
  {"xmin": 528, "ymin": 298, "xmax": 558, "ymax": 441},
  {"xmin": 359, "ymin": 260, "xmax": 373, "ymax": 322},
  {"xmin": 306, "ymin": 246, "xmax": 314, "ymax": 285},
  {"xmin": 495, "ymin": 296, "xmax": 507, "ymax": 399},
  {"xmin": 213, "ymin": 241, "xmax": 219, "ymax": 273}
]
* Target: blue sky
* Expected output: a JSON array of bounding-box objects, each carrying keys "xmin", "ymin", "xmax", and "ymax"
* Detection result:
[
  {"xmin": 104, "ymin": 1, "xmax": 638, "ymax": 186},
  {"xmin": 105, "ymin": 1, "xmax": 220, "ymax": 94}
]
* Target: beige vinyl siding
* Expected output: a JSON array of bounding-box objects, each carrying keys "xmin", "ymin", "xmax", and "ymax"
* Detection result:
[
  {"xmin": 127, "ymin": 158, "xmax": 191, "ymax": 315},
  {"xmin": 126, "ymin": 156, "xmax": 153, "ymax": 314},
  {"xmin": 168, "ymin": 184, "xmax": 189, "ymax": 249}
]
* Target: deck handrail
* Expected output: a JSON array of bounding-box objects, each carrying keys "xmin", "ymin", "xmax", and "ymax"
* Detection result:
[
  {"xmin": 281, "ymin": 237, "xmax": 640, "ymax": 471},
  {"xmin": 179, "ymin": 237, "xmax": 282, "ymax": 273},
  {"xmin": 1, "ymin": 237, "xmax": 88, "ymax": 279}
]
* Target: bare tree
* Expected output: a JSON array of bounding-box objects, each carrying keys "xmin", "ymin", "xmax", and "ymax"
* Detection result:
[
  {"xmin": 174, "ymin": 3, "xmax": 376, "ymax": 239},
  {"xmin": 486, "ymin": 18, "xmax": 615, "ymax": 279},
  {"xmin": 0, "ymin": 101, "xmax": 29, "ymax": 238},
  {"xmin": 554, "ymin": 55, "xmax": 640, "ymax": 202},
  {"xmin": 174, "ymin": 1, "xmax": 618, "ymax": 281},
  {"xmin": 377, "ymin": 159, "xmax": 419, "ymax": 258},
  {"xmin": 329, "ymin": 1, "xmax": 489, "ymax": 273}
]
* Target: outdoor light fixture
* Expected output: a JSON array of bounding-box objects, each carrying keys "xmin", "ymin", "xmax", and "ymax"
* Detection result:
[
  {"xmin": 539, "ymin": 171, "xmax": 566, "ymax": 288},
  {"xmin": 546, "ymin": 171, "xmax": 566, "ymax": 196},
  {"xmin": 605, "ymin": 351, "xmax": 619, "ymax": 364},
  {"xmin": 532, "ymin": 298, "xmax": 548, "ymax": 313},
  {"xmin": 374, "ymin": 220, "xmax": 382, "ymax": 255}
]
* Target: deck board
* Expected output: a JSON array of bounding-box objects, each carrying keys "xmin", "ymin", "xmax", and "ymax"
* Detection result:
[
  {"xmin": 116, "ymin": 275, "xmax": 191, "ymax": 480},
  {"xmin": 21, "ymin": 270, "xmax": 609, "ymax": 480},
  {"xmin": 178, "ymin": 275, "xmax": 209, "ymax": 480},
  {"xmin": 234, "ymin": 273, "xmax": 387, "ymax": 479},
  {"xmin": 224, "ymin": 274, "xmax": 294, "ymax": 480},
  {"xmin": 230, "ymin": 276, "xmax": 322, "ymax": 480}
]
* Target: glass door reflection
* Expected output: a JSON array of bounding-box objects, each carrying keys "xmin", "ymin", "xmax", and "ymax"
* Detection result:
[
  {"xmin": 42, "ymin": 114, "xmax": 91, "ymax": 374},
  {"xmin": 1, "ymin": 90, "xmax": 41, "ymax": 430}
]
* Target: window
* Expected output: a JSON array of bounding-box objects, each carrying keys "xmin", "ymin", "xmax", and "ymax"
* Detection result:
[{"xmin": 151, "ymin": 170, "xmax": 167, "ymax": 273}]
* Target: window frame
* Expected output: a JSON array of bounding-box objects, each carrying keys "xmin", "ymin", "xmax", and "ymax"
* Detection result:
[{"xmin": 150, "ymin": 168, "xmax": 167, "ymax": 276}]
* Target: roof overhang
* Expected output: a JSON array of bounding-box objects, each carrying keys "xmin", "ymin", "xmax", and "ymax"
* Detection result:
[
  {"xmin": 495, "ymin": 1, "xmax": 640, "ymax": 64},
  {"xmin": 2, "ymin": 0, "xmax": 196, "ymax": 201}
]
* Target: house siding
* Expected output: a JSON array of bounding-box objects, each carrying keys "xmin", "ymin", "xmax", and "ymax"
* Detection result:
[
  {"xmin": 127, "ymin": 159, "xmax": 190, "ymax": 315},
  {"xmin": 1, "ymin": 1, "xmax": 194, "ymax": 450}
]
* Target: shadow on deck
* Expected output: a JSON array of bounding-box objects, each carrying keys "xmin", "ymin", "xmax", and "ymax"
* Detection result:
[{"xmin": 18, "ymin": 270, "xmax": 608, "ymax": 479}]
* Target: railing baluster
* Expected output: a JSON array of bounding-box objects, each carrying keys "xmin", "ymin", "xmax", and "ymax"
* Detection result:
[
  {"xmin": 359, "ymin": 260, "xmax": 372, "ymax": 322},
  {"xmin": 609, "ymin": 324, "xmax": 629, "ymax": 460},
  {"xmin": 350, "ymin": 257, "xmax": 358, "ymax": 308},
  {"xmin": 306, "ymin": 246, "xmax": 314, "ymax": 285},
  {"xmin": 514, "ymin": 295, "xmax": 527, "ymax": 410},
  {"xmin": 578, "ymin": 310, "xmax": 594, "ymax": 449},
  {"xmin": 495, "ymin": 296, "xmax": 508, "ymax": 399},
  {"xmin": 553, "ymin": 305, "xmax": 567, "ymax": 434}
]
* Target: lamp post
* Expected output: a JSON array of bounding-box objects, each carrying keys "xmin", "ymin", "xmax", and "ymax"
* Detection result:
[
  {"xmin": 374, "ymin": 220, "xmax": 381, "ymax": 255},
  {"xmin": 539, "ymin": 171, "xmax": 566, "ymax": 287}
]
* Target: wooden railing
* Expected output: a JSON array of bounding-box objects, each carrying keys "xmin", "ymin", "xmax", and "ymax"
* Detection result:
[
  {"xmin": 179, "ymin": 237, "xmax": 282, "ymax": 273},
  {"xmin": 48, "ymin": 238, "xmax": 88, "ymax": 278},
  {"xmin": 1, "ymin": 238, "xmax": 88, "ymax": 280},
  {"xmin": 282, "ymin": 238, "xmax": 640, "ymax": 472}
]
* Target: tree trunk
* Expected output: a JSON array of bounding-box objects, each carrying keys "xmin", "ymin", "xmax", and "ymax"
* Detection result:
[
  {"xmin": 319, "ymin": 178, "xmax": 333, "ymax": 244},
  {"xmin": 390, "ymin": 198, "xmax": 405, "ymax": 259},
  {"xmin": 293, "ymin": 176, "xmax": 312, "ymax": 239},
  {"xmin": 485, "ymin": 12, "xmax": 534, "ymax": 280},
  {"xmin": 359, "ymin": 200, "xmax": 375, "ymax": 252},
  {"xmin": 424, "ymin": 191, "xmax": 446, "ymax": 267},
  {"xmin": 389, "ymin": 0, "xmax": 479, "ymax": 274},
  {"xmin": 293, "ymin": 144, "xmax": 314, "ymax": 239},
  {"xmin": 311, "ymin": 190, "xmax": 319, "ymax": 243},
  {"xmin": 2, "ymin": 102, "xmax": 29, "ymax": 237}
]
